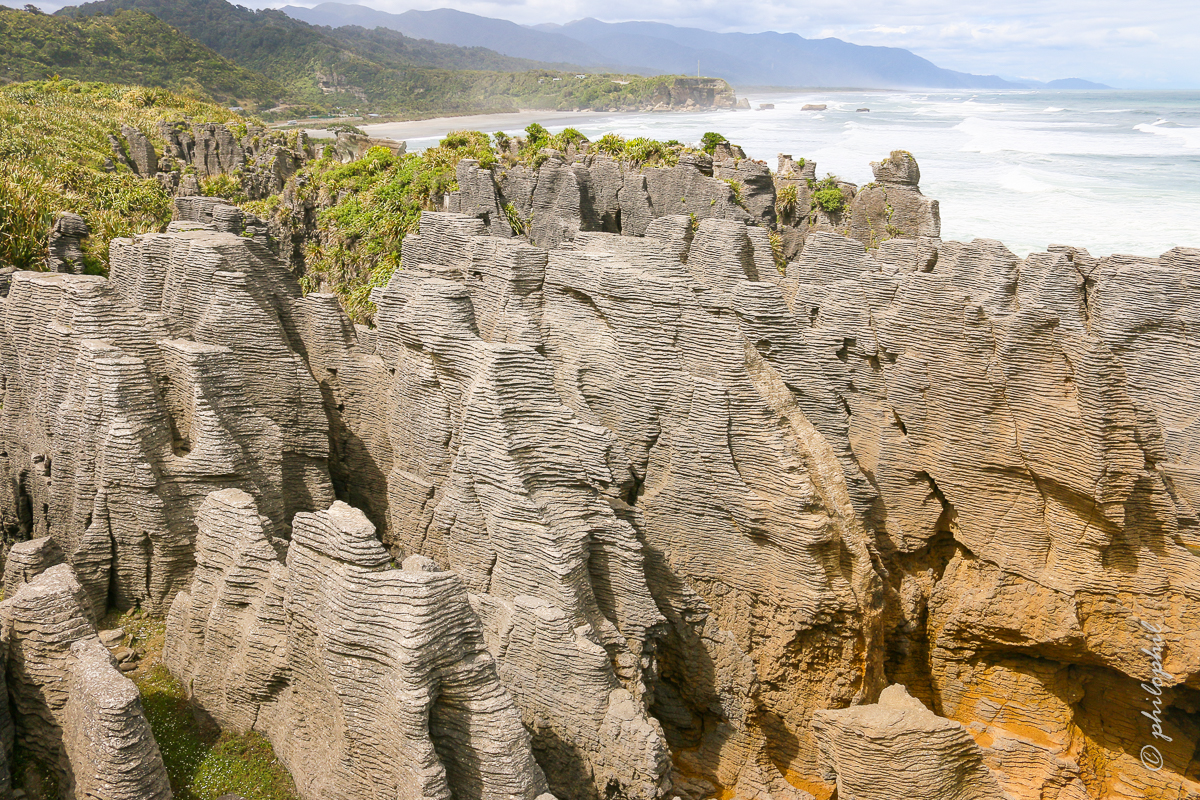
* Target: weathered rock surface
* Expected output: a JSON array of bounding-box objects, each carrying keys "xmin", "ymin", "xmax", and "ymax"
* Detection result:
[
  {"xmin": 812, "ymin": 684, "xmax": 1004, "ymax": 800},
  {"xmin": 165, "ymin": 489, "xmax": 552, "ymax": 800},
  {"xmin": 111, "ymin": 122, "xmax": 321, "ymax": 201},
  {"xmin": 773, "ymin": 150, "xmax": 940, "ymax": 258},
  {"xmin": 452, "ymin": 151, "xmax": 765, "ymax": 249},
  {"xmin": 1, "ymin": 564, "xmax": 171, "ymax": 799},
  {"xmin": 3, "ymin": 144, "xmax": 1200, "ymax": 800},
  {"xmin": 45, "ymin": 212, "xmax": 89, "ymax": 273},
  {"xmin": 0, "ymin": 227, "xmax": 333, "ymax": 615}
]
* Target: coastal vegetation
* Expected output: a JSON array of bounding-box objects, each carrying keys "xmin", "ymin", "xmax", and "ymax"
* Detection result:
[
  {"xmin": 280, "ymin": 124, "xmax": 695, "ymax": 321},
  {"xmin": 811, "ymin": 175, "xmax": 847, "ymax": 213},
  {"xmin": 776, "ymin": 183, "xmax": 799, "ymax": 215},
  {"xmin": 0, "ymin": 79, "xmax": 240, "ymax": 271},
  {"xmin": 280, "ymin": 130, "xmax": 497, "ymax": 321},
  {"xmin": 700, "ymin": 131, "xmax": 728, "ymax": 154}
]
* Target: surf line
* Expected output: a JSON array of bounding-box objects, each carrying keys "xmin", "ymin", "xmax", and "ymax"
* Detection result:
[{"xmin": 1136, "ymin": 618, "xmax": 1174, "ymax": 771}]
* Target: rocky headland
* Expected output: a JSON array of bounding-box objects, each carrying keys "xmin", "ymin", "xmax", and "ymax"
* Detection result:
[{"xmin": 0, "ymin": 114, "xmax": 1198, "ymax": 800}]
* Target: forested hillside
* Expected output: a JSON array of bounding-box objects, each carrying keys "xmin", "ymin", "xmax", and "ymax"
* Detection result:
[{"xmin": 0, "ymin": 6, "xmax": 278, "ymax": 103}]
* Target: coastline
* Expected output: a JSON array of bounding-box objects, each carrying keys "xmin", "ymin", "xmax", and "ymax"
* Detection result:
[{"xmin": 357, "ymin": 106, "xmax": 741, "ymax": 145}]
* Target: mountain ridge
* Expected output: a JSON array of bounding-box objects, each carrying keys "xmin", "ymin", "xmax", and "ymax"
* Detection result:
[{"xmin": 283, "ymin": 3, "xmax": 1023, "ymax": 90}]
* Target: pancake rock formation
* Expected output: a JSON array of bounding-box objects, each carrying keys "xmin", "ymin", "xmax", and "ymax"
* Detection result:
[
  {"xmin": 0, "ymin": 564, "xmax": 171, "ymax": 799},
  {"xmin": 165, "ymin": 489, "xmax": 552, "ymax": 800},
  {"xmin": 1, "ymin": 144, "xmax": 1198, "ymax": 800}
]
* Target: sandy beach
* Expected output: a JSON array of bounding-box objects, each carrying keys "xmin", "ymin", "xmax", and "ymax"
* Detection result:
[{"xmin": 359, "ymin": 108, "xmax": 662, "ymax": 147}]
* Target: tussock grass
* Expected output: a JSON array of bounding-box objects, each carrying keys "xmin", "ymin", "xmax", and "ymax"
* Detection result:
[{"xmin": 0, "ymin": 79, "xmax": 242, "ymax": 271}]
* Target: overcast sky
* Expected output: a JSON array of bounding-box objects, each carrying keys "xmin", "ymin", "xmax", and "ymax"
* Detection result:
[{"xmin": 256, "ymin": 0, "xmax": 1198, "ymax": 88}]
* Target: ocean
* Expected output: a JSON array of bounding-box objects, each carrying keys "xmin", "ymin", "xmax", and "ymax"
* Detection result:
[{"xmin": 363, "ymin": 90, "xmax": 1200, "ymax": 258}]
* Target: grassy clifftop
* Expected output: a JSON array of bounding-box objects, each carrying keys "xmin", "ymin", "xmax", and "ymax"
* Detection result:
[
  {"xmin": 0, "ymin": 79, "xmax": 243, "ymax": 272},
  {"xmin": 0, "ymin": 6, "xmax": 279, "ymax": 103}
]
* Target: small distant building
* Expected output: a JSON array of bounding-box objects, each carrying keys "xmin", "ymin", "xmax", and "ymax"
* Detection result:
[
  {"xmin": 576, "ymin": 74, "xmax": 588, "ymax": 79},
  {"xmin": 552, "ymin": 77, "xmax": 563, "ymax": 81}
]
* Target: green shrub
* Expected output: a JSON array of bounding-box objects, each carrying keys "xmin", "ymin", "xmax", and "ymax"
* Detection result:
[
  {"xmin": 768, "ymin": 230, "xmax": 787, "ymax": 275},
  {"xmin": 523, "ymin": 122, "xmax": 550, "ymax": 148},
  {"xmin": 200, "ymin": 173, "xmax": 245, "ymax": 204},
  {"xmin": 548, "ymin": 127, "xmax": 588, "ymax": 151},
  {"xmin": 503, "ymin": 201, "xmax": 529, "ymax": 236},
  {"xmin": 700, "ymin": 131, "xmax": 728, "ymax": 154},
  {"xmin": 0, "ymin": 162, "xmax": 55, "ymax": 269},
  {"xmin": 594, "ymin": 133, "xmax": 624, "ymax": 156},
  {"xmin": 813, "ymin": 187, "xmax": 845, "ymax": 213},
  {"xmin": 810, "ymin": 175, "xmax": 846, "ymax": 213},
  {"xmin": 326, "ymin": 123, "xmax": 365, "ymax": 136}
]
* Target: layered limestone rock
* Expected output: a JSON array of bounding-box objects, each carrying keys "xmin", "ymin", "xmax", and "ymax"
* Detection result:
[
  {"xmin": 165, "ymin": 489, "xmax": 552, "ymax": 800},
  {"xmin": 0, "ymin": 226, "xmax": 333, "ymax": 615},
  {"xmin": 812, "ymin": 684, "xmax": 1004, "ymax": 800},
  {"xmin": 774, "ymin": 150, "xmax": 940, "ymax": 258},
  {"xmin": 450, "ymin": 151, "xmax": 766, "ymax": 249},
  {"xmin": 1, "ymin": 564, "xmax": 171, "ymax": 799},
  {"xmin": 290, "ymin": 211, "xmax": 883, "ymax": 799},
  {"xmin": 111, "ymin": 121, "xmax": 335, "ymax": 200},
  {"xmin": 782, "ymin": 234, "xmax": 1200, "ymax": 800},
  {"xmin": 297, "ymin": 210, "xmax": 1200, "ymax": 799},
  {"xmin": 447, "ymin": 146, "xmax": 935, "ymax": 262},
  {"xmin": 45, "ymin": 212, "xmax": 89, "ymax": 273}
]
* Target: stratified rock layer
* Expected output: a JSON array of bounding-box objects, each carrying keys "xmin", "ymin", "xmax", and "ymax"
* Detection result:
[
  {"xmin": 0, "ymin": 564, "xmax": 171, "ymax": 800},
  {"xmin": 0, "ymin": 227, "xmax": 333, "ymax": 615},
  {"xmin": 165, "ymin": 489, "xmax": 551, "ymax": 800}
]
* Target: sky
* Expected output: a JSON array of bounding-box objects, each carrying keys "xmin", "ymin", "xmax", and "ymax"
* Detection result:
[
  {"xmin": 251, "ymin": 0, "xmax": 1199, "ymax": 88},
  {"xmin": 28, "ymin": 0, "xmax": 1198, "ymax": 87}
]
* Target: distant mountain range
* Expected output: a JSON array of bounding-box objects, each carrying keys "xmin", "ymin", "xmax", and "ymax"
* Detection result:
[
  {"xmin": 281, "ymin": 3, "xmax": 1111, "ymax": 91},
  {"xmin": 3, "ymin": 0, "xmax": 742, "ymax": 118}
]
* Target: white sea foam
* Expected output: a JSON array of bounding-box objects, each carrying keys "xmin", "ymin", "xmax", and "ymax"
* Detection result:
[{"xmin": 1134, "ymin": 122, "xmax": 1200, "ymax": 148}]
